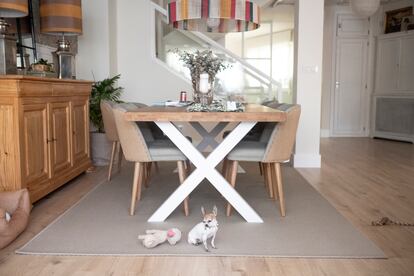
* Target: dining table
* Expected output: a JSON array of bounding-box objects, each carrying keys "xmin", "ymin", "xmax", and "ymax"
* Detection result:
[{"xmin": 124, "ymin": 103, "xmax": 287, "ymax": 223}]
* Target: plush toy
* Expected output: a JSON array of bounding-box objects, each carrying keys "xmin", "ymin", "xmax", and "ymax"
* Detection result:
[{"xmin": 138, "ymin": 228, "xmax": 181, "ymax": 248}]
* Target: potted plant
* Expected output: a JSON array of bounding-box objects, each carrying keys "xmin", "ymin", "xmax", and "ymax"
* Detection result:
[
  {"xmin": 31, "ymin": 58, "xmax": 53, "ymax": 72},
  {"xmin": 173, "ymin": 49, "xmax": 229, "ymax": 104},
  {"xmin": 89, "ymin": 74, "xmax": 123, "ymax": 165}
]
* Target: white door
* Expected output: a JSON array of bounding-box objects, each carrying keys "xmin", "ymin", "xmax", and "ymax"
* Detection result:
[
  {"xmin": 375, "ymin": 39, "xmax": 399, "ymax": 94},
  {"xmin": 399, "ymin": 36, "xmax": 414, "ymax": 91},
  {"xmin": 332, "ymin": 38, "xmax": 368, "ymax": 136}
]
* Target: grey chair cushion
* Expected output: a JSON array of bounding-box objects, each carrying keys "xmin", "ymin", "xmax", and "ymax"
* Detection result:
[
  {"xmin": 223, "ymin": 129, "xmax": 261, "ymax": 141},
  {"xmin": 262, "ymin": 100, "xmax": 280, "ymax": 109},
  {"xmin": 147, "ymin": 140, "xmax": 187, "ymax": 161},
  {"xmin": 227, "ymin": 141, "xmax": 267, "ymax": 162},
  {"xmin": 259, "ymin": 123, "xmax": 277, "ymax": 142},
  {"xmin": 138, "ymin": 123, "xmax": 155, "ymax": 142}
]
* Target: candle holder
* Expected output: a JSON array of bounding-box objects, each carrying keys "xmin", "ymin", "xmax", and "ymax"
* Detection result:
[{"xmin": 193, "ymin": 73, "xmax": 213, "ymax": 105}]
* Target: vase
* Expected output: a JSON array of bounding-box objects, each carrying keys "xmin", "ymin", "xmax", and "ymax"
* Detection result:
[{"xmin": 191, "ymin": 74, "xmax": 214, "ymax": 105}]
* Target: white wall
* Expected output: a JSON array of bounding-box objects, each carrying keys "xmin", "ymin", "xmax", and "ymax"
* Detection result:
[
  {"xmin": 115, "ymin": 0, "xmax": 191, "ymax": 104},
  {"xmin": 320, "ymin": 5, "xmax": 336, "ymax": 136},
  {"xmin": 77, "ymin": 0, "xmax": 191, "ymax": 104},
  {"xmin": 77, "ymin": 0, "xmax": 111, "ymax": 81},
  {"xmin": 293, "ymin": 0, "xmax": 324, "ymax": 168}
]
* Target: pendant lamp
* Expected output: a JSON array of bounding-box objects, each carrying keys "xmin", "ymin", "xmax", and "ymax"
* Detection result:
[
  {"xmin": 168, "ymin": 0, "xmax": 260, "ymax": 33},
  {"xmin": 350, "ymin": 0, "xmax": 380, "ymax": 17}
]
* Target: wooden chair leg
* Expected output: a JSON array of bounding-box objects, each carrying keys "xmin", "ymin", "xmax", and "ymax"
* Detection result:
[
  {"xmin": 143, "ymin": 162, "xmax": 151, "ymax": 188},
  {"xmin": 117, "ymin": 141, "xmax": 123, "ymax": 172},
  {"xmin": 130, "ymin": 162, "xmax": 142, "ymax": 216},
  {"xmin": 270, "ymin": 162, "xmax": 279, "ymax": 202},
  {"xmin": 226, "ymin": 160, "xmax": 239, "ymax": 216},
  {"xmin": 259, "ymin": 162, "xmax": 263, "ymax": 176},
  {"xmin": 273, "ymin": 162, "xmax": 285, "ymax": 217},
  {"xmin": 177, "ymin": 161, "xmax": 189, "ymax": 216},
  {"xmin": 264, "ymin": 163, "xmax": 275, "ymax": 199},
  {"xmin": 108, "ymin": 141, "xmax": 117, "ymax": 181},
  {"xmin": 222, "ymin": 158, "xmax": 228, "ymax": 178},
  {"xmin": 154, "ymin": 162, "xmax": 159, "ymax": 172},
  {"xmin": 136, "ymin": 162, "xmax": 144, "ymax": 201},
  {"xmin": 185, "ymin": 160, "xmax": 191, "ymax": 175},
  {"xmin": 224, "ymin": 159, "xmax": 231, "ymax": 182}
]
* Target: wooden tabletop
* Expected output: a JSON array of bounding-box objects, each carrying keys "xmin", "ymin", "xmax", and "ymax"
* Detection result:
[{"xmin": 124, "ymin": 104, "xmax": 287, "ymax": 122}]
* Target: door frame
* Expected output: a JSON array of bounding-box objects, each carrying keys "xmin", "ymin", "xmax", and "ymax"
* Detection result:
[{"xmin": 329, "ymin": 10, "xmax": 374, "ymax": 137}]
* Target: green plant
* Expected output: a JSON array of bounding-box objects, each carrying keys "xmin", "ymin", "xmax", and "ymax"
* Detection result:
[
  {"xmin": 89, "ymin": 74, "xmax": 123, "ymax": 133},
  {"xmin": 35, "ymin": 58, "xmax": 49, "ymax": 65}
]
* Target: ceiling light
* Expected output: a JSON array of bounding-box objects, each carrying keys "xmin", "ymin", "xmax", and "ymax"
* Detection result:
[{"xmin": 168, "ymin": 0, "xmax": 260, "ymax": 33}]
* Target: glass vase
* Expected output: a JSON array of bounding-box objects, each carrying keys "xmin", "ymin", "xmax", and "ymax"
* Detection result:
[{"xmin": 191, "ymin": 74, "xmax": 214, "ymax": 105}]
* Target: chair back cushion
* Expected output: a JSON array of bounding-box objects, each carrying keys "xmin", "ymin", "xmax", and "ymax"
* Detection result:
[
  {"xmin": 263, "ymin": 104, "xmax": 301, "ymax": 162},
  {"xmin": 100, "ymin": 100, "xmax": 119, "ymax": 142},
  {"xmin": 112, "ymin": 104, "xmax": 152, "ymax": 162}
]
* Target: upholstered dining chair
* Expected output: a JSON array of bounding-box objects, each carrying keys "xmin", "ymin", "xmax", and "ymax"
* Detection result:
[
  {"xmin": 112, "ymin": 104, "xmax": 189, "ymax": 216},
  {"xmin": 101, "ymin": 100, "xmax": 125, "ymax": 181},
  {"xmin": 101, "ymin": 101, "xmax": 158, "ymax": 182},
  {"xmin": 221, "ymin": 100, "xmax": 281, "ymax": 197},
  {"xmin": 224, "ymin": 104, "xmax": 301, "ymax": 217}
]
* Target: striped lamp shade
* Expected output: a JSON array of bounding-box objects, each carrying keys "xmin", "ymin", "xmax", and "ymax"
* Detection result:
[
  {"xmin": 0, "ymin": 0, "xmax": 28, "ymax": 18},
  {"xmin": 168, "ymin": 0, "xmax": 260, "ymax": 33},
  {"xmin": 40, "ymin": 0, "xmax": 82, "ymax": 35}
]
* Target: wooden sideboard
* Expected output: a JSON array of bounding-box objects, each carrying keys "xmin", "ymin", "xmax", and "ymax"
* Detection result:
[{"xmin": 0, "ymin": 75, "xmax": 92, "ymax": 202}]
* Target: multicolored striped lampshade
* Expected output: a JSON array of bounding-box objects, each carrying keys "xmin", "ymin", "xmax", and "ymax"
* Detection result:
[
  {"xmin": 0, "ymin": 0, "xmax": 28, "ymax": 18},
  {"xmin": 40, "ymin": 0, "xmax": 82, "ymax": 35},
  {"xmin": 168, "ymin": 0, "xmax": 260, "ymax": 33}
]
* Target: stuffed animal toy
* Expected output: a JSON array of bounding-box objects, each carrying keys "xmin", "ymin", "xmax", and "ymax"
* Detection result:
[{"xmin": 138, "ymin": 228, "xmax": 181, "ymax": 248}]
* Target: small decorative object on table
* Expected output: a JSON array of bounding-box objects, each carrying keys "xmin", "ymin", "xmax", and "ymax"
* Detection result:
[
  {"xmin": 187, "ymin": 99, "xmax": 245, "ymax": 112},
  {"xmin": 27, "ymin": 58, "xmax": 56, "ymax": 78},
  {"xmin": 173, "ymin": 49, "xmax": 230, "ymax": 104},
  {"xmin": 30, "ymin": 58, "xmax": 53, "ymax": 72},
  {"xmin": 138, "ymin": 228, "xmax": 182, "ymax": 248}
]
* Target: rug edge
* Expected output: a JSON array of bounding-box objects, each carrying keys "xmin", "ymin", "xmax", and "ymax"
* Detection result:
[{"xmin": 16, "ymin": 176, "xmax": 108, "ymax": 254}]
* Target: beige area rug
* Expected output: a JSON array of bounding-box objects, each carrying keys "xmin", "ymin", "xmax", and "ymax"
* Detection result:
[{"xmin": 17, "ymin": 163, "xmax": 385, "ymax": 258}]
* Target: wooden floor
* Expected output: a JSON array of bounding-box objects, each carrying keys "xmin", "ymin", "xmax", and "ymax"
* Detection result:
[{"xmin": 0, "ymin": 138, "xmax": 413, "ymax": 275}]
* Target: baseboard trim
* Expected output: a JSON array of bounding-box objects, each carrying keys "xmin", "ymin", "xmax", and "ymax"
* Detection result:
[
  {"xmin": 320, "ymin": 129, "xmax": 330, "ymax": 138},
  {"xmin": 293, "ymin": 154, "xmax": 321, "ymax": 168}
]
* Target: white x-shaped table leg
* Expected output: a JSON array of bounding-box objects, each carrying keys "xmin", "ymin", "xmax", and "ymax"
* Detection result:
[
  {"xmin": 148, "ymin": 121, "xmax": 263, "ymax": 223},
  {"xmin": 190, "ymin": 122, "xmax": 228, "ymax": 151}
]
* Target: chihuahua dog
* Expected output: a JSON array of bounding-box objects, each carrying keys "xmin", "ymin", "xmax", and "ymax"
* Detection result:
[{"xmin": 188, "ymin": 206, "xmax": 218, "ymax": 252}]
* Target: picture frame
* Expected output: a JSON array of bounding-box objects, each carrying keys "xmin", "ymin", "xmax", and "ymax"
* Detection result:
[
  {"xmin": 384, "ymin": 6, "xmax": 413, "ymax": 34},
  {"xmin": 401, "ymin": 15, "xmax": 414, "ymax": 31}
]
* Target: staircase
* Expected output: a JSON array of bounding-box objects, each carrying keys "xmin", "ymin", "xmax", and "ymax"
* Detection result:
[{"xmin": 150, "ymin": 2, "xmax": 284, "ymax": 104}]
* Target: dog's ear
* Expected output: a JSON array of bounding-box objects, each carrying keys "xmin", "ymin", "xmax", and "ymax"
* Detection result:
[
  {"xmin": 213, "ymin": 205, "xmax": 217, "ymax": 216},
  {"xmin": 201, "ymin": 206, "xmax": 205, "ymax": 216}
]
